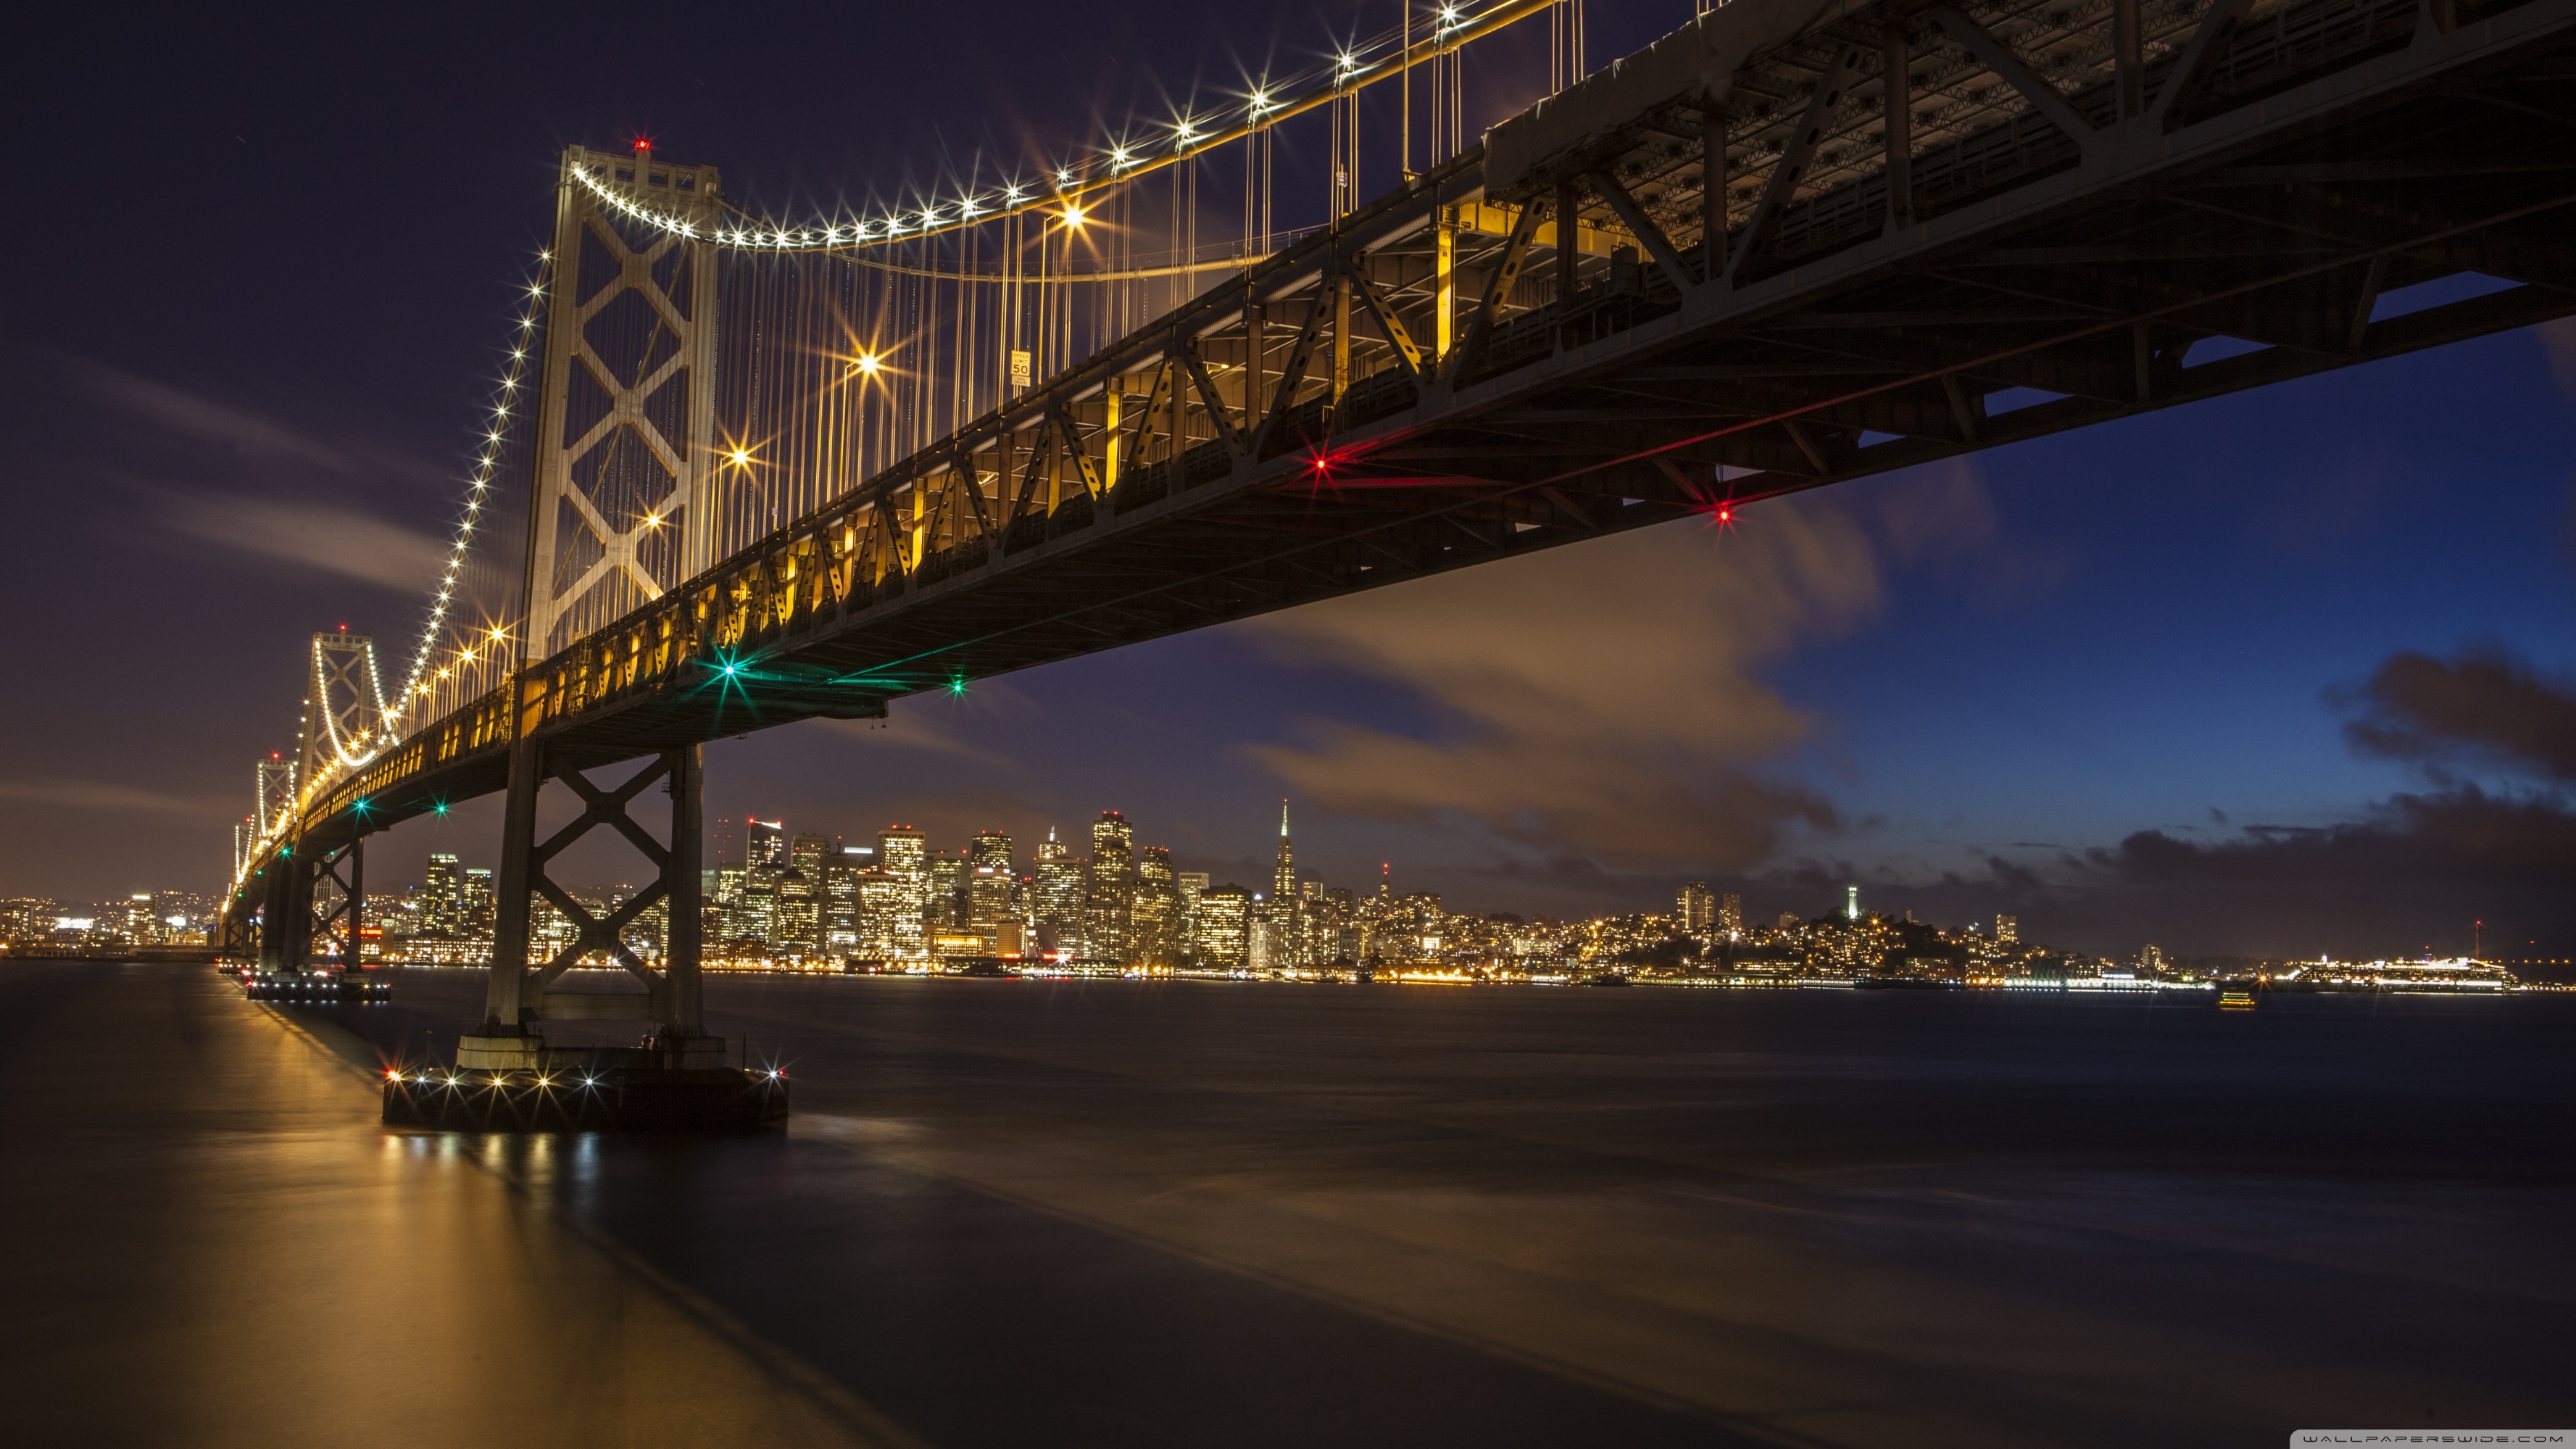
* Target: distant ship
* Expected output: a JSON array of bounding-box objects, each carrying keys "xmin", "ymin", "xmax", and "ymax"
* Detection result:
[{"xmin": 2218, "ymin": 989, "xmax": 2258, "ymax": 1011}]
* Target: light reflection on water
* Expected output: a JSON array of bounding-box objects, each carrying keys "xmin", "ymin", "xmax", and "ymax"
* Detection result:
[{"xmin": 7, "ymin": 961, "xmax": 2571, "ymax": 1449}]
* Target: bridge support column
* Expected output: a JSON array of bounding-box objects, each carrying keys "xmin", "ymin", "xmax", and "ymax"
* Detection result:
[
  {"xmin": 262, "ymin": 852, "xmax": 320, "ymax": 972},
  {"xmin": 459, "ymin": 736, "xmax": 725, "ymax": 1074},
  {"xmin": 255, "ymin": 858, "xmax": 295, "ymax": 972},
  {"xmin": 462, "ymin": 733, "xmax": 545, "ymax": 1068},
  {"xmin": 662, "ymin": 743, "xmax": 706, "ymax": 1040},
  {"xmin": 305, "ymin": 839, "xmax": 363, "ymax": 971}
]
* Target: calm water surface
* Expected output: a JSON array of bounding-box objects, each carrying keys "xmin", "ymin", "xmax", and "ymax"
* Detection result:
[{"xmin": 1, "ymin": 962, "xmax": 2567, "ymax": 1447}]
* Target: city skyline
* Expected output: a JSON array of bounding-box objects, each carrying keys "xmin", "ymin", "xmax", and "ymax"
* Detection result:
[{"xmin": 17, "ymin": 783, "xmax": 2564, "ymax": 979}]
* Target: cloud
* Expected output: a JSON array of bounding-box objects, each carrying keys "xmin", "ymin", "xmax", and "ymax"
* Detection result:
[
  {"xmin": 62, "ymin": 353, "xmax": 355, "ymax": 473},
  {"xmin": 2095, "ymin": 786, "xmax": 2576, "ymax": 889},
  {"xmin": 2027, "ymin": 649, "xmax": 2576, "ymax": 954},
  {"xmin": 2335, "ymin": 643, "xmax": 2576, "ymax": 783},
  {"xmin": 815, "ymin": 678, "xmax": 1050, "ymax": 771},
  {"xmin": 0, "ymin": 777, "xmax": 225, "ymax": 816},
  {"xmin": 154, "ymin": 486, "xmax": 449, "ymax": 591},
  {"xmin": 1242, "ymin": 495, "xmax": 1887, "ymax": 872}
]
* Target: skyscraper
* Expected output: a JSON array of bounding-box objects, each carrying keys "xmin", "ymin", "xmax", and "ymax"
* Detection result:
[
  {"xmin": 878, "ymin": 826, "xmax": 927, "ymax": 958},
  {"xmin": 1133, "ymin": 845, "xmax": 1179, "ymax": 967},
  {"xmin": 781, "ymin": 833, "xmax": 830, "ymax": 955},
  {"xmin": 421, "ymin": 852, "xmax": 463, "ymax": 937},
  {"xmin": 1176, "ymin": 871, "xmax": 1208, "ymax": 952},
  {"xmin": 747, "ymin": 818, "xmax": 788, "ymax": 869},
  {"xmin": 1995, "ymin": 914, "xmax": 2018, "ymax": 945},
  {"xmin": 789, "ymin": 834, "xmax": 828, "ymax": 879},
  {"xmin": 856, "ymin": 869, "xmax": 909, "ymax": 959},
  {"xmin": 1088, "ymin": 810, "xmax": 1136, "ymax": 964},
  {"xmin": 1678, "ymin": 881, "xmax": 1715, "ymax": 934},
  {"xmin": 1195, "ymin": 885, "xmax": 1251, "ymax": 970},
  {"xmin": 1271, "ymin": 800, "xmax": 1301, "ymax": 970},
  {"xmin": 739, "ymin": 871, "xmax": 778, "ymax": 950},
  {"xmin": 824, "ymin": 846, "xmax": 870, "ymax": 952},
  {"xmin": 1034, "ymin": 828, "xmax": 1087, "ymax": 957},
  {"xmin": 928, "ymin": 850, "xmax": 965, "ymax": 934},
  {"xmin": 461, "ymin": 868, "xmax": 494, "ymax": 942},
  {"xmin": 967, "ymin": 831, "xmax": 1015, "ymax": 939},
  {"xmin": 1719, "ymin": 892, "xmax": 1742, "ymax": 939},
  {"xmin": 776, "ymin": 865, "xmax": 819, "ymax": 958}
]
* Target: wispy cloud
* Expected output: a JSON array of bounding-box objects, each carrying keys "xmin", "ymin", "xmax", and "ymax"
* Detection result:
[
  {"xmin": 61, "ymin": 352, "xmax": 356, "ymax": 473},
  {"xmin": 1242, "ymin": 494, "xmax": 1890, "ymax": 872},
  {"xmin": 818, "ymin": 681, "xmax": 1034, "ymax": 769},
  {"xmin": 153, "ymin": 486, "xmax": 449, "ymax": 591},
  {"xmin": 0, "ymin": 776, "xmax": 225, "ymax": 816}
]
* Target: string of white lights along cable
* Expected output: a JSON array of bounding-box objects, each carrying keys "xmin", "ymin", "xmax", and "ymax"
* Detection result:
[
  {"xmin": 397, "ymin": 252, "xmax": 553, "ymax": 714},
  {"xmin": 575, "ymin": 0, "xmax": 1553, "ymax": 254},
  {"xmin": 310, "ymin": 635, "xmax": 392, "ymax": 771}
]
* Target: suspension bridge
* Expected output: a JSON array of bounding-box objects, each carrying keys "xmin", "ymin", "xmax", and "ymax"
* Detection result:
[{"xmin": 218, "ymin": 0, "xmax": 2576, "ymax": 1105}]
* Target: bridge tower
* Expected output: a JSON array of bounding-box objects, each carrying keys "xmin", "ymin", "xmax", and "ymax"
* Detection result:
[
  {"xmin": 454, "ymin": 144, "xmax": 725, "ymax": 1074},
  {"xmin": 522, "ymin": 143, "xmax": 724, "ymax": 656},
  {"xmin": 297, "ymin": 631, "xmax": 389, "ymax": 796},
  {"xmin": 253, "ymin": 634, "xmax": 388, "ymax": 972}
]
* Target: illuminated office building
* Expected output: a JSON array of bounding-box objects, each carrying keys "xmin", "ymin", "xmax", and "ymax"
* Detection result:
[
  {"xmin": 1033, "ymin": 829, "xmax": 1087, "ymax": 957},
  {"xmin": 878, "ymin": 826, "xmax": 927, "ymax": 958},
  {"xmin": 1134, "ymin": 845, "xmax": 1180, "ymax": 967},
  {"xmin": 1088, "ymin": 811, "xmax": 1135, "ymax": 964},
  {"xmin": 968, "ymin": 831, "xmax": 1015, "ymax": 938},
  {"xmin": 1678, "ymin": 881, "xmax": 1715, "ymax": 934},
  {"xmin": 1195, "ymin": 885, "xmax": 1250, "ymax": 970}
]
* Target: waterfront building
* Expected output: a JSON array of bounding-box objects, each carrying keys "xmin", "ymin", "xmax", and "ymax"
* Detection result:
[
  {"xmin": 0, "ymin": 897, "xmax": 60, "ymax": 944},
  {"xmin": 736, "ymin": 870, "xmax": 778, "ymax": 948},
  {"xmin": 928, "ymin": 850, "xmax": 966, "ymax": 935},
  {"xmin": 968, "ymin": 831, "xmax": 1014, "ymax": 937},
  {"xmin": 1176, "ymin": 871, "xmax": 1208, "ymax": 948},
  {"xmin": 1195, "ymin": 884, "xmax": 1251, "ymax": 969},
  {"xmin": 776, "ymin": 867, "xmax": 818, "ymax": 958},
  {"xmin": 461, "ymin": 868, "xmax": 494, "ymax": 941},
  {"xmin": 823, "ymin": 847, "xmax": 868, "ymax": 950},
  {"xmin": 420, "ymin": 852, "xmax": 464, "ymax": 937},
  {"xmin": 879, "ymin": 826, "xmax": 927, "ymax": 958},
  {"xmin": 1678, "ymin": 881, "xmax": 1715, "ymax": 934},
  {"xmin": 1088, "ymin": 811, "xmax": 1136, "ymax": 964},
  {"xmin": 1271, "ymin": 801, "xmax": 1302, "ymax": 971},
  {"xmin": 1034, "ymin": 829, "xmax": 1087, "ymax": 956},
  {"xmin": 1134, "ymin": 845, "xmax": 1180, "ymax": 967},
  {"xmin": 855, "ymin": 869, "xmax": 910, "ymax": 959}
]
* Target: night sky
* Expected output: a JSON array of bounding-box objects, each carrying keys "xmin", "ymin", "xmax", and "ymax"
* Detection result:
[{"xmin": 7, "ymin": 1, "xmax": 2572, "ymax": 964}]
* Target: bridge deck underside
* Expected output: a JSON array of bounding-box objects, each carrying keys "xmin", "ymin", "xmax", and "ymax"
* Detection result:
[{"xmin": 276, "ymin": 0, "xmax": 2575, "ymax": 868}]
